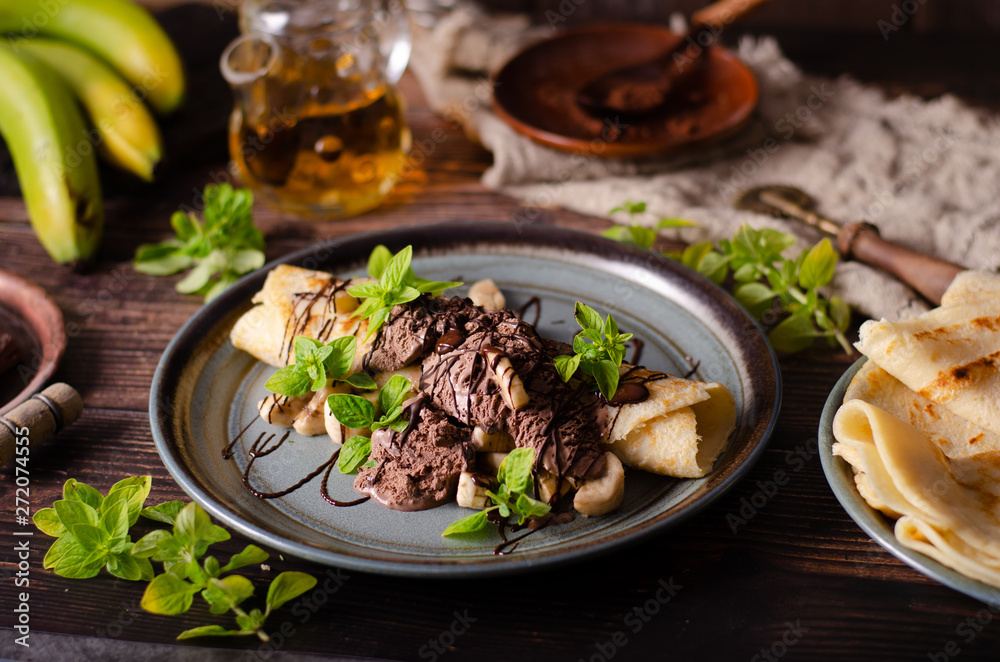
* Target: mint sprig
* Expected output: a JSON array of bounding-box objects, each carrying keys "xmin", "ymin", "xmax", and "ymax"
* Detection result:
[
  {"xmin": 349, "ymin": 245, "xmax": 462, "ymax": 339},
  {"xmin": 265, "ymin": 335, "xmax": 375, "ymax": 397},
  {"xmin": 605, "ymin": 202, "xmax": 852, "ymax": 355},
  {"xmin": 134, "ymin": 184, "xmax": 265, "ymax": 302},
  {"xmin": 553, "ymin": 302, "xmax": 632, "ymax": 401},
  {"xmin": 33, "ymin": 476, "xmax": 154, "ymax": 581},
  {"xmin": 442, "ymin": 448, "xmax": 550, "ymax": 536},
  {"xmin": 35, "ymin": 476, "xmax": 318, "ymax": 643},
  {"xmin": 326, "ymin": 375, "xmax": 414, "ymax": 473},
  {"xmin": 605, "ymin": 200, "xmax": 696, "ymax": 249},
  {"xmin": 134, "ymin": 502, "xmax": 315, "ymax": 641}
]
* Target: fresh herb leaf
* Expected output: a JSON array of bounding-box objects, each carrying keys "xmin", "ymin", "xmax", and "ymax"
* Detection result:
[
  {"xmin": 443, "ymin": 448, "xmax": 550, "ymax": 537},
  {"xmin": 43, "ymin": 536, "xmax": 106, "ymax": 579},
  {"xmin": 346, "ymin": 372, "xmax": 378, "ymax": 390},
  {"xmin": 63, "ymin": 478, "xmax": 104, "ymax": 510},
  {"xmin": 351, "ymin": 245, "xmax": 462, "ymax": 339},
  {"xmin": 264, "ymin": 335, "xmax": 359, "ymax": 397},
  {"xmin": 555, "ymin": 303, "xmax": 632, "ymax": 400},
  {"xmin": 497, "ymin": 448, "xmax": 534, "ymax": 495},
  {"xmin": 133, "ymin": 184, "xmax": 265, "ymax": 303},
  {"xmin": 32, "ymin": 508, "xmax": 67, "ymax": 537},
  {"xmin": 338, "ymin": 435, "xmax": 373, "ymax": 474},
  {"xmin": 606, "ymin": 201, "xmax": 853, "ymax": 355},
  {"xmin": 553, "ymin": 354, "xmax": 581, "ymax": 383},
  {"xmin": 326, "ymin": 394, "xmax": 376, "ymax": 429},
  {"xmin": 220, "ymin": 545, "xmax": 269, "ymax": 573},
  {"xmin": 142, "ymin": 573, "xmax": 200, "ymax": 615},
  {"xmin": 265, "ymin": 572, "xmax": 317, "ymax": 613},
  {"xmin": 141, "ymin": 500, "xmax": 187, "ymax": 525},
  {"xmin": 377, "ymin": 375, "xmax": 411, "ymax": 420},
  {"xmin": 442, "ymin": 509, "xmax": 492, "ymax": 536}
]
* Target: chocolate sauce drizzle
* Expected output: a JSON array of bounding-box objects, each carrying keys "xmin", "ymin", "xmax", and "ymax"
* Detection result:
[
  {"xmin": 517, "ymin": 296, "xmax": 541, "ymax": 327},
  {"xmin": 281, "ymin": 278, "xmax": 354, "ymax": 363}
]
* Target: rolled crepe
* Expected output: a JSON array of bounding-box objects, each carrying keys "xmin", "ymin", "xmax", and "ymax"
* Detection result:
[
  {"xmin": 833, "ymin": 399, "xmax": 1000, "ymax": 585},
  {"xmin": 231, "ymin": 264, "xmax": 372, "ymax": 369},
  {"xmin": 604, "ymin": 368, "xmax": 736, "ymax": 478}
]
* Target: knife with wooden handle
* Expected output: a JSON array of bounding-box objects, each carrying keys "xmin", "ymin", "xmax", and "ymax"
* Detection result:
[{"xmin": 735, "ymin": 185, "xmax": 965, "ymax": 305}]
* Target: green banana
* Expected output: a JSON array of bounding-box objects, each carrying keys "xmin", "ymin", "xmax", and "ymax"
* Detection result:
[
  {"xmin": 0, "ymin": 43, "xmax": 103, "ymax": 264},
  {"xmin": 15, "ymin": 38, "xmax": 163, "ymax": 182},
  {"xmin": 0, "ymin": 0, "xmax": 185, "ymax": 115}
]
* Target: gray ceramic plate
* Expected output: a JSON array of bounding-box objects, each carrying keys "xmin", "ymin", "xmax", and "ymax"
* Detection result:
[
  {"xmin": 819, "ymin": 358, "xmax": 1000, "ymax": 605},
  {"xmin": 151, "ymin": 223, "xmax": 781, "ymax": 577}
]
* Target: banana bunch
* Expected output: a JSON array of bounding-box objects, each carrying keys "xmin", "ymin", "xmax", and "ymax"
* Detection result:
[{"xmin": 0, "ymin": 0, "xmax": 185, "ymax": 265}]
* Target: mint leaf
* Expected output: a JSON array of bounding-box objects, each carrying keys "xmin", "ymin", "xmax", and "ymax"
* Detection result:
[
  {"xmin": 203, "ymin": 576, "xmax": 255, "ymax": 614},
  {"xmin": 71, "ymin": 523, "xmax": 108, "ymax": 550},
  {"xmin": 63, "ymin": 478, "xmax": 104, "ymax": 510},
  {"xmin": 381, "ymin": 245, "xmax": 412, "ymax": 289},
  {"xmin": 414, "ymin": 280, "xmax": 463, "ymax": 295},
  {"xmin": 734, "ymin": 282, "xmax": 774, "ymax": 318},
  {"xmin": 497, "ymin": 448, "xmax": 535, "ymax": 495},
  {"xmin": 107, "ymin": 546, "xmax": 154, "ymax": 582},
  {"xmin": 33, "ymin": 508, "xmax": 67, "ymax": 538},
  {"xmin": 351, "ymin": 246, "xmax": 463, "ymax": 339},
  {"xmin": 338, "ymin": 435, "xmax": 373, "ymax": 474},
  {"xmin": 346, "ymin": 372, "xmax": 378, "ymax": 390},
  {"xmin": 442, "ymin": 509, "xmax": 491, "ymax": 537},
  {"xmin": 132, "ymin": 529, "xmax": 173, "ymax": 558},
  {"xmin": 133, "ymin": 184, "xmax": 264, "ymax": 303},
  {"xmin": 53, "ymin": 499, "xmax": 98, "ymax": 530},
  {"xmin": 590, "ymin": 359, "xmax": 620, "ymax": 402},
  {"xmin": 265, "ymin": 365, "xmax": 313, "ymax": 397},
  {"xmin": 799, "ymin": 238, "xmax": 837, "ymax": 289},
  {"xmin": 553, "ymin": 354, "xmax": 581, "ymax": 382},
  {"xmin": 177, "ymin": 625, "xmax": 253, "ymax": 640},
  {"xmin": 220, "ymin": 545, "xmax": 269, "ymax": 573},
  {"xmin": 141, "ymin": 500, "xmax": 186, "ymax": 526},
  {"xmin": 266, "ymin": 572, "xmax": 318, "ymax": 613},
  {"xmin": 327, "ymin": 394, "xmax": 375, "ymax": 429},
  {"xmin": 767, "ymin": 314, "xmax": 817, "ymax": 353},
  {"xmin": 513, "ymin": 493, "xmax": 551, "ymax": 524},
  {"xmin": 378, "ymin": 375, "xmax": 411, "ymax": 416},
  {"xmin": 141, "ymin": 573, "xmax": 200, "ymax": 615},
  {"xmin": 324, "ymin": 336, "xmax": 356, "ymax": 377},
  {"xmin": 574, "ymin": 302, "xmax": 604, "ymax": 334},
  {"xmin": 367, "ymin": 244, "xmax": 393, "ymax": 279},
  {"xmin": 44, "ymin": 536, "xmax": 106, "ymax": 579}
]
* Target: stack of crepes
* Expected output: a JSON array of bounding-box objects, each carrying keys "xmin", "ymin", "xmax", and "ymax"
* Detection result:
[{"xmin": 833, "ymin": 271, "xmax": 1000, "ymax": 587}]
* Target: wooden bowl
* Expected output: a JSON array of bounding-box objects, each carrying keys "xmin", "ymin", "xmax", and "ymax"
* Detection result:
[
  {"xmin": 492, "ymin": 24, "xmax": 759, "ymax": 159},
  {"xmin": 0, "ymin": 269, "xmax": 66, "ymax": 415}
]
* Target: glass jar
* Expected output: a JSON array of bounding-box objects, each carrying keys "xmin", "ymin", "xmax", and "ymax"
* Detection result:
[{"xmin": 220, "ymin": 0, "xmax": 412, "ymax": 219}]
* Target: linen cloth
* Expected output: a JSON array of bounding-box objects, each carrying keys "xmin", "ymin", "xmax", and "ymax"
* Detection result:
[{"xmin": 409, "ymin": 5, "xmax": 1000, "ymax": 321}]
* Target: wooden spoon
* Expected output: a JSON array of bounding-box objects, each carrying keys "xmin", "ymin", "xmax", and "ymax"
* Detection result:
[{"xmin": 576, "ymin": 0, "xmax": 769, "ymax": 117}]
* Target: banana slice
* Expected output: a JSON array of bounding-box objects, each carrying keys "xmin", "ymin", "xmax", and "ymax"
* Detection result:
[
  {"xmin": 471, "ymin": 426, "xmax": 515, "ymax": 452},
  {"xmin": 477, "ymin": 452, "xmax": 508, "ymax": 475},
  {"xmin": 294, "ymin": 382, "xmax": 349, "ymax": 436},
  {"xmin": 258, "ymin": 393, "xmax": 311, "ymax": 428},
  {"xmin": 573, "ymin": 452, "xmax": 625, "ymax": 517},
  {"xmin": 468, "ymin": 279, "xmax": 506, "ymax": 311},
  {"xmin": 537, "ymin": 470, "xmax": 573, "ymax": 505},
  {"xmin": 456, "ymin": 472, "xmax": 490, "ymax": 509}
]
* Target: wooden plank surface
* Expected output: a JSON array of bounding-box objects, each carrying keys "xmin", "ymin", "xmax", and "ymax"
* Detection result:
[{"xmin": 3, "ymin": 5, "xmax": 1000, "ymax": 660}]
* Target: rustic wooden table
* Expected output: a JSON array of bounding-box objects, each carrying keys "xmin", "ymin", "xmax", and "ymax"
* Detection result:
[{"xmin": 3, "ymin": 6, "xmax": 1000, "ymax": 661}]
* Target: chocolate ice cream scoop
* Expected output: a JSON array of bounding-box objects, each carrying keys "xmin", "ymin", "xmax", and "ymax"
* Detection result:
[
  {"xmin": 354, "ymin": 400, "xmax": 473, "ymax": 511},
  {"xmin": 366, "ymin": 296, "xmax": 479, "ymax": 372}
]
